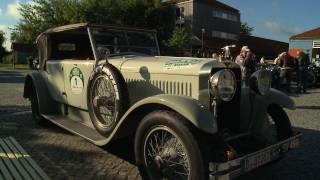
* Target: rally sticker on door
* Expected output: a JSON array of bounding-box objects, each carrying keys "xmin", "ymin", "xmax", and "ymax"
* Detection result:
[{"xmin": 69, "ymin": 67, "xmax": 84, "ymax": 94}]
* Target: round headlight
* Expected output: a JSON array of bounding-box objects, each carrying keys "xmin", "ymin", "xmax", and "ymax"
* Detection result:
[
  {"xmin": 250, "ymin": 69, "xmax": 271, "ymax": 95},
  {"xmin": 210, "ymin": 69, "xmax": 236, "ymax": 102}
]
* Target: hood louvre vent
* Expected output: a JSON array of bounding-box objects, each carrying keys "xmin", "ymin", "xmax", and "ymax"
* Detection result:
[
  {"xmin": 126, "ymin": 79, "xmax": 192, "ymax": 97},
  {"xmin": 152, "ymin": 80, "xmax": 192, "ymax": 96}
]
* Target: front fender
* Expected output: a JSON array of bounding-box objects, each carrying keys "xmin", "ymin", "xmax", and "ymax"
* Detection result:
[
  {"xmin": 110, "ymin": 94, "xmax": 217, "ymax": 139},
  {"xmin": 126, "ymin": 94, "xmax": 218, "ymax": 134},
  {"xmin": 96, "ymin": 94, "xmax": 218, "ymax": 146},
  {"xmin": 265, "ymin": 88, "xmax": 295, "ymax": 110},
  {"xmin": 240, "ymin": 87, "xmax": 295, "ymax": 131}
]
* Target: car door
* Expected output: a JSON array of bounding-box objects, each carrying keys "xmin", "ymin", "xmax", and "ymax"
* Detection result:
[
  {"xmin": 63, "ymin": 60, "xmax": 95, "ymax": 109},
  {"xmin": 46, "ymin": 60, "xmax": 68, "ymax": 103}
]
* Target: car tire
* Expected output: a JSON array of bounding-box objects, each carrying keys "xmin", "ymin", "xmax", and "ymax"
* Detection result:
[
  {"xmin": 87, "ymin": 63, "xmax": 129, "ymax": 136},
  {"xmin": 134, "ymin": 110, "xmax": 206, "ymax": 180},
  {"xmin": 30, "ymin": 86, "xmax": 47, "ymax": 124},
  {"xmin": 307, "ymin": 70, "xmax": 317, "ymax": 87},
  {"xmin": 267, "ymin": 104, "xmax": 293, "ymax": 140}
]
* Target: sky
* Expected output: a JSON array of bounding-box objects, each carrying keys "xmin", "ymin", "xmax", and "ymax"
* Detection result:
[
  {"xmin": 0, "ymin": 0, "xmax": 320, "ymax": 50},
  {"xmin": 219, "ymin": 0, "xmax": 320, "ymax": 42}
]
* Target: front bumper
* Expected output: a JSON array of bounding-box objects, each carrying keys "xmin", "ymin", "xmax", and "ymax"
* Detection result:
[{"xmin": 209, "ymin": 133, "xmax": 301, "ymax": 180}]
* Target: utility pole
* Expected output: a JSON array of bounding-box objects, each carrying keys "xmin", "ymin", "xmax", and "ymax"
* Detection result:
[{"xmin": 201, "ymin": 28, "xmax": 205, "ymax": 50}]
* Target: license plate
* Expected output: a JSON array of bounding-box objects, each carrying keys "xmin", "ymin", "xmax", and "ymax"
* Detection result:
[
  {"xmin": 243, "ymin": 148, "xmax": 279, "ymax": 172},
  {"xmin": 243, "ymin": 137, "xmax": 300, "ymax": 172}
]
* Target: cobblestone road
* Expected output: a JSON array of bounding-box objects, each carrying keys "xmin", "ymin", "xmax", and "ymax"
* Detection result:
[{"xmin": 0, "ymin": 68, "xmax": 320, "ymax": 180}]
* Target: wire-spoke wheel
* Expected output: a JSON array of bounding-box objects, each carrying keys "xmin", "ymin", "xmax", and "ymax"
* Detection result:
[
  {"xmin": 88, "ymin": 64, "xmax": 128, "ymax": 136},
  {"xmin": 144, "ymin": 126, "xmax": 191, "ymax": 179},
  {"xmin": 135, "ymin": 110, "xmax": 206, "ymax": 180},
  {"xmin": 91, "ymin": 75, "xmax": 117, "ymax": 128}
]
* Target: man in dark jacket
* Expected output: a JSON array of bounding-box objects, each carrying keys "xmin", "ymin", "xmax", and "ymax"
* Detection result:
[
  {"xmin": 235, "ymin": 46, "xmax": 256, "ymax": 85},
  {"xmin": 277, "ymin": 52, "xmax": 293, "ymax": 92},
  {"xmin": 296, "ymin": 51, "xmax": 309, "ymax": 93}
]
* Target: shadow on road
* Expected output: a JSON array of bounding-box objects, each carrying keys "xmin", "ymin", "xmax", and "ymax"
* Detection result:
[
  {"xmin": 1, "ymin": 102, "xmax": 320, "ymax": 179},
  {"xmin": 296, "ymin": 105, "xmax": 320, "ymax": 110},
  {"xmin": 237, "ymin": 127, "xmax": 320, "ymax": 180}
]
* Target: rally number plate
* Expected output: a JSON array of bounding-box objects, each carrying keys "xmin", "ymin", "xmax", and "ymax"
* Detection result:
[{"xmin": 243, "ymin": 137, "xmax": 300, "ymax": 172}]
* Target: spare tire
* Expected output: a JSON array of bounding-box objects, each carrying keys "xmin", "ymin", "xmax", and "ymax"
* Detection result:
[{"xmin": 87, "ymin": 64, "xmax": 129, "ymax": 136}]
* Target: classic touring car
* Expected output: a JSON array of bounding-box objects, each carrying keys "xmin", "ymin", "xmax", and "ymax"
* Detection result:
[{"xmin": 24, "ymin": 23, "xmax": 301, "ymax": 180}]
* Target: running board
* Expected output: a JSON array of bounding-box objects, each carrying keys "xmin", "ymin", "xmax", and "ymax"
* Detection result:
[{"xmin": 42, "ymin": 114, "xmax": 108, "ymax": 146}]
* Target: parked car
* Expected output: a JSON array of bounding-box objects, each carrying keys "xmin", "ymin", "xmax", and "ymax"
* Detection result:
[
  {"xmin": 23, "ymin": 23, "xmax": 301, "ymax": 180},
  {"xmin": 259, "ymin": 63, "xmax": 319, "ymax": 89},
  {"xmin": 306, "ymin": 63, "xmax": 320, "ymax": 87},
  {"xmin": 256, "ymin": 63, "xmax": 281, "ymax": 89}
]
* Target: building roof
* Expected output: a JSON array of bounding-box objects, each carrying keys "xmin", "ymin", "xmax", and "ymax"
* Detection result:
[
  {"xmin": 164, "ymin": 0, "xmax": 239, "ymax": 13},
  {"xmin": 239, "ymin": 35, "xmax": 288, "ymax": 58},
  {"xmin": 290, "ymin": 27, "xmax": 320, "ymax": 40}
]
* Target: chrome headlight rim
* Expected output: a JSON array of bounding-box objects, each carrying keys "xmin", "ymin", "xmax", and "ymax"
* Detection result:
[
  {"xmin": 250, "ymin": 69, "xmax": 271, "ymax": 96},
  {"xmin": 210, "ymin": 69, "xmax": 237, "ymax": 102}
]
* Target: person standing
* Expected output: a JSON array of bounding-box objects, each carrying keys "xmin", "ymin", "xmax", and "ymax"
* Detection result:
[
  {"xmin": 277, "ymin": 52, "xmax": 293, "ymax": 92},
  {"xmin": 235, "ymin": 46, "xmax": 256, "ymax": 85},
  {"xmin": 296, "ymin": 51, "xmax": 309, "ymax": 93}
]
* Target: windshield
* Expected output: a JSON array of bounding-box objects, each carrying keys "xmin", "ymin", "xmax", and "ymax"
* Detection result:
[{"xmin": 90, "ymin": 28, "xmax": 159, "ymax": 57}]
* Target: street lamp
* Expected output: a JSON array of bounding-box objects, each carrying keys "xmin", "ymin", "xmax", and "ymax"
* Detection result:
[{"xmin": 201, "ymin": 28, "xmax": 205, "ymax": 50}]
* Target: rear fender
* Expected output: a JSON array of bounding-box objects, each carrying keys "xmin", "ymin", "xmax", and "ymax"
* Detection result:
[{"xmin": 24, "ymin": 71, "xmax": 58, "ymax": 115}]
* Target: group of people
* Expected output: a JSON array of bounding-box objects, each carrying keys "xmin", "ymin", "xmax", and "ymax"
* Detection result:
[
  {"xmin": 274, "ymin": 51, "xmax": 310, "ymax": 93},
  {"xmin": 235, "ymin": 46, "xmax": 310, "ymax": 93}
]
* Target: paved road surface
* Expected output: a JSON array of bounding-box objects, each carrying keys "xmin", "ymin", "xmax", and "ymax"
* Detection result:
[{"xmin": 0, "ymin": 68, "xmax": 319, "ymax": 180}]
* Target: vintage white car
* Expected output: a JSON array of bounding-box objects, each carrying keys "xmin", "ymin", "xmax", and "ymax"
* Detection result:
[{"xmin": 24, "ymin": 23, "xmax": 301, "ymax": 180}]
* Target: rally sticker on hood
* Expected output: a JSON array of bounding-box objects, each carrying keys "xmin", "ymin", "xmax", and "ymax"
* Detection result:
[
  {"xmin": 164, "ymin": 59, "xmax": 202, "ymax": 70},
  {"xmin": 70, "ymin": 67, "xmax": 84, "ymax": 94}
]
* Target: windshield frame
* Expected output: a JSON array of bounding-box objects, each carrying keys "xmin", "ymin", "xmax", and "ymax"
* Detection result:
[{"xmin": 87, "ymin": 26, "xmax": 160, "ymax": 65}]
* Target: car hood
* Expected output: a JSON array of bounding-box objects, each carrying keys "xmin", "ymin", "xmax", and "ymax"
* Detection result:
[{"xmin": 109, "ymin": 55, "xmax": 238, "ymax": 76}]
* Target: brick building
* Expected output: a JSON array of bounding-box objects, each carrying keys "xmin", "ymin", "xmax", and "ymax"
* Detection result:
[
  {"xmin": 164, "ymin": 0, "xmax": 240, "ymax": 51},
  {"xmin": 164, "ymin": 0, "xmax": 288, "ymax": 59}
]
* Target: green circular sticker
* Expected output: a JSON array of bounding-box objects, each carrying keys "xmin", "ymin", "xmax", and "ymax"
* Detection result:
[{"xmin": 70, "ymin": 67, "xmax": 84, "ymax": 94}]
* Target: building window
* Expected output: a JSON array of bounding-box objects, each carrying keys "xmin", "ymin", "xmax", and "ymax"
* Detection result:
[
  {"xmin": 212, "ymin": 9, "xmax": 238, "ymax": 22},
  {"xmin": 175, "ymin": 7, "xmax": 185, "ymax": 26},
  {"xmin": 212, "ymin": 30, "xmax": 238, "ymax": 40},
  {"xmin": 313, "ymin": 40, "xmax": 320, "ymax": 48}
]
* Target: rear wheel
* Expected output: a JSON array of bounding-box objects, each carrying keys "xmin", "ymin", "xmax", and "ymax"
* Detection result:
[{"xmin": 135, "ymin": 110, "xmax": 206, "ymax": 180}]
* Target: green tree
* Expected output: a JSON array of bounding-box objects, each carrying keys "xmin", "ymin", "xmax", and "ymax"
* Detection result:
[
  {"xmin": 240, "ymin": 22, "xmax": 254, "ymax": 36},
  {"xmin": 0, "ymin": 30, "xmax": 8, "ymax": 63},
  {"xmin": 11, "ymin": 0, "xmax": 173, "ymax": 46},
  {"xmin": 167, "ymin": 27, "xmax": 189, "ymax": 50}
]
